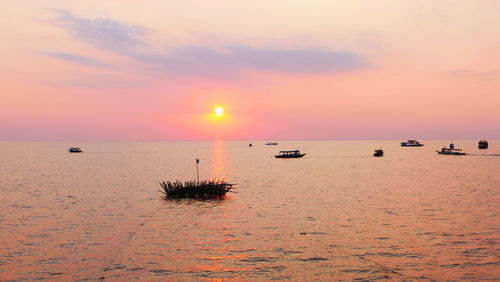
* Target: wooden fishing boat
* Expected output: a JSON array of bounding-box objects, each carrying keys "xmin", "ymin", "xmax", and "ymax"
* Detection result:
[
  {"xmin": 68, "ymin": 147, "xmax": 82, "ymax": 153},
  {"xmin": 275, "ymin": 150, "xmax": 306, "ymax": 158},
  {"xmin": 401, "ymin": 140, "xmax": 423, "ymax": 147}
]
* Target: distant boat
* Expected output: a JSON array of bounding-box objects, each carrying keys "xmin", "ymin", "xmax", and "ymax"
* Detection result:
[
  {"xmin": 68, "ymin": 147, "xmax": 82, "ymax": 153},
  {"xmin": 266, "ymin": 142, "xmax": 278, "ymax": 145},
  {"xmin": 275, "ymin": 150, "xmax": 306, "ymax": 158},
  {"xmin": 373, "ymin": 148, "xmax": 383, "ymax": 157},
  {"xmin": 436, "ymin": 143, "xmax": 466, "ymax": 155},
  {"xmin": 249, "ymin": 143, "xmax": 252, "ymax": 147},
  {"xmin": 478, "ymin": 140, "xmax": 488, "ymax": 149},
  {"xmin": 401, "ymin": 140, "xmax": 423, "ymax": 147}
]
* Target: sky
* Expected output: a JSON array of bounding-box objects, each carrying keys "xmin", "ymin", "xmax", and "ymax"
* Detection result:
[{"xmin": 1, "ymin": 0, "xmax": 499, "ymax": 140}]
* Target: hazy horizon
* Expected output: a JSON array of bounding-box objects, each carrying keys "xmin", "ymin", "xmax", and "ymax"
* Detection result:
[{"xmin": 0, "ymin": 138, "xmax": 497, "ymax": 142}]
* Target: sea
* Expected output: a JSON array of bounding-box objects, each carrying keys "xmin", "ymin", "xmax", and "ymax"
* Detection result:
[{"xmin": 0, "ymin": 140, "xmax": 499, "ymax": 280}]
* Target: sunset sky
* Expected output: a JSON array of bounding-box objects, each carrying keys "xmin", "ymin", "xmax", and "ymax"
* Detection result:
[{"xmin": 1, "ymin": 0, "xmax": 499, "ymax": 140}]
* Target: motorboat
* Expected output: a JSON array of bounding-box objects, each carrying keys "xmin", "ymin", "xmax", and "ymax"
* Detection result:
[
  {"xmin": 478, "ymin": 140, "xmax": 488, "ymax": 149},
  {"xmin": 401, "ymin": 140, "xmax": 423, "ymax": 147},
  {"xmin": 373, "ymin": 148, "xmax": 383, "ymax": 157},
  {"xmin": 266, "ymin": 142, "xmax": 278, "ymax": 145},
  {"xmin": 436, "ymin": 143, "xmax": 466, "ymax": 155},
  {"xmin": 275, "ymin": 150, "xmax": 306, "ymax": 158},
  {"xmin": 68, "ymin": 147, "xmax": 82, "ymax": 153}
]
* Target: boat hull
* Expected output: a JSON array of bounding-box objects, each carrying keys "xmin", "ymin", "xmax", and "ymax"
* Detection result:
[
  {"xmin": 436, "ymin": 151, "xmax": 466, "ymax": 155},
  {"xmin": 275, "ymin": 154, "xmax": 306, "ymax": 158}
]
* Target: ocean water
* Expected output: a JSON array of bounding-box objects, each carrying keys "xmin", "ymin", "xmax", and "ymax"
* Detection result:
[{"xmin": 0, "ymin": 140, "xmax": 499, "ymax": 280}]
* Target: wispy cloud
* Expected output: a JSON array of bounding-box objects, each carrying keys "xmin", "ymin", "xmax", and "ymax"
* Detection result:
[
  {"xmin": 50, "ymin": 10, "xmax": 367, "ymax": 77},
  {"xmin": 52, "ymin": 9, "xmax": 147, "ymax": 52},
  {"xmin": 134, "ymin": 45, "xmax": 366, "ymax": 77},
  {"xmin": 446, "ymin": 69, "xmax": 497, "ymax": 80},
  {"xmin": 42, "ymin": 51, "xmax": 106, "ymax": 67}
]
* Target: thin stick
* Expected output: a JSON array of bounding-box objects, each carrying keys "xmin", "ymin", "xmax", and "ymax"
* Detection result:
[{"xmin": 196, "ymin": 159, "xmax": 199, "ymax": 183}]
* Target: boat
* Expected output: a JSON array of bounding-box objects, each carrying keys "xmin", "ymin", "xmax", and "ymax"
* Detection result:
[
  {"xmin": 266, "ymin": 142, "xmax": 278, "ymax": 145},
  {"xmin": 373, "ymin": 148, "xmax": 383, "ymax": 157},
  {"xmin": 68, "ymin": 147, "xmax": 82, "ymax": 153},
  {"xmin": 401, "ymin": 140, "xmax": 423, "ymax": 147},
  {"xmin": 275, "ymin": 150, "xmax": 306, "ymax": 158},
  {"xmin": 478, "ymin": 140, "xmax": 488, "ymax": 149},
  {"xmin": 436, "ymin": 143, "xmax": 466, "ymax": 155},
  {"xmin": 249, "ymin": 143, "xmax": 252, "ymax": 147}
]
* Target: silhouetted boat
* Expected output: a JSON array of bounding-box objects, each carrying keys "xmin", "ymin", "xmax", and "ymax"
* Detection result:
[
  {"xmin": 266, "ymin": 142, "xmax": 278, "ymax": 145},
  {"xmin": 478, "ymin": 140, "xmax": 488, "ymax": 149},
  {"xmin": 436, "ymin": 144, "xmax": 466, "ymax": 155},
  {"xmin": 249, "ymin": 143, "xmax": 252, "ymax": 147},
  {"xmin": 275, "ymin": 150, "xmax": 306, "ymax": 158},
  {"xmin": 401, "ymin": 140, "xmax": 423, "ymax": 147},
  {"xmin": 373, "ymin": 148, "xmax": 383, "ymax": 157},
  {"xmin": 68, "ymin": 147, "xmax": 82, "ymax": 153}
]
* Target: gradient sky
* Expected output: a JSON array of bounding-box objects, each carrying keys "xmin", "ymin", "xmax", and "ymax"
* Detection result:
[{"xmin": 1, "ymin": 0, "xmax": 499, "ymax": 140}]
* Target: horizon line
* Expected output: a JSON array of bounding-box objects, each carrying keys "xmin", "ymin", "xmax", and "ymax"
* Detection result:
[{"xmin": 0, "ymin": 138, "xmax": 495, "ymax": 142}]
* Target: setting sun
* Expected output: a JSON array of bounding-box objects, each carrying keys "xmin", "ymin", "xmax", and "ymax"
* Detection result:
[{"xmin": 215, "ymin": 106, "xmax": 224, "ymax": 116}]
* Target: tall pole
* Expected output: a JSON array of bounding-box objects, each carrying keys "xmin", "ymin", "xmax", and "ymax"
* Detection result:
[{"xmin": 196, "ymin": 158, "xmax": 200, "ymax": 183}]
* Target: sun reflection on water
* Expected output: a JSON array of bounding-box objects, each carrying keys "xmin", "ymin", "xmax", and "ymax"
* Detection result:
[{"xmin": 210, "ymin": 140, "xmax": 228, "ymax": 179}]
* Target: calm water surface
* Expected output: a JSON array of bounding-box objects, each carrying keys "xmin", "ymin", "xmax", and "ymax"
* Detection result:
[{"xmin": 0, "ymin": 141, "xmax": 499, "ymax": 280}]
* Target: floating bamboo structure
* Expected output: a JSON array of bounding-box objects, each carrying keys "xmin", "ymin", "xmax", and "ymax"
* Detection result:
[{"xmin": 159, "ymin": 178, "xmax": 235, "ymax": 199}]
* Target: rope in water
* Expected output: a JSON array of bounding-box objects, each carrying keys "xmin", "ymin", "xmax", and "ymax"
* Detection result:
[{"xmin": 99, "ymin": 200, "xmax": 166, "ymax": 280}]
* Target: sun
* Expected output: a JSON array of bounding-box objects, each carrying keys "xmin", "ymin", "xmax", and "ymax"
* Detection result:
[{"xmin": 215, "ymin": 106, "xmax": 224, "ymax": 116}]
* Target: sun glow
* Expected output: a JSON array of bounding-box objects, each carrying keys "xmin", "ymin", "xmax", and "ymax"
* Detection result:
[{"xmin": 215, "ymin": 106, "xmax": 224, "ymax": 116}]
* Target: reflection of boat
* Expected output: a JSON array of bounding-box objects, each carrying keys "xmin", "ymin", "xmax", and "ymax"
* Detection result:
[
  {"xmin": 478, "ymin": 140, "xmax": 488, "ymax": 149},
  {"xmin": 266, "ymin": 142, "xmax": 278, "ymax": 145},
  {"xmin": 436, "ymin": 143, "xmax": 466, "ymax": 155},
  {"xmin": 68, "ymin": 147, "xmax": 82, "ymax": 153},
  {"xmin": 401, "ymin": 140, "xmax": 423, "ymax": 147},
  {"xmin": 373, "ymin": 148, "xmax": 383, "ymax": 157},
  {"xmin": 275, "ymin": 150, "xmax": 306, "ymax": 158}
]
